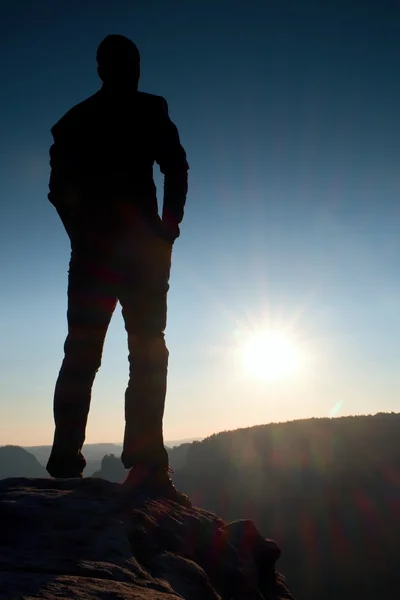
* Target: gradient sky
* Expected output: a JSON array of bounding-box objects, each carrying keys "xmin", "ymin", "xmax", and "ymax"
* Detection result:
[{"xmin": 1, "ymin": 0, "xmax": 400, "ymax": 446}]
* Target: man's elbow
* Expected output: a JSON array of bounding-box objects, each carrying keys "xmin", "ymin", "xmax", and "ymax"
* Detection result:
[
  {"xmin": 162, "ymin": 150, "xmax": 189, "ymax": 177},
  {"xmin": 164, "ymin": 167, "xmax": 188, "ymax": 193}
]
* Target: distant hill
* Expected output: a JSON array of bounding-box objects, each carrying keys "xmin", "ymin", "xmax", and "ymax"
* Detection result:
[
  {"xmin": 24, "ymin": 443, "xmax": 123, "ymax": 467},
  {"xmin": 168, "ymin": 442, "xmax": 192, "ymax": 470},
  {"xmin": 24, "ymin": 439, "xmax": 196, "ymax": 478},
  {"xmin": 165, "ymin": 437, "xmax": 203, "ymax": 447},
  {"xmin": 0, "ymin": 446, "xmax": 47, "ymax": 479},
  {"xmin": 25, "ymin": 438, "xmax": 201, "ymax": 469},
  {"xmin": 173, "ymin": 413, "xmax": 400, "ymax": 600}
]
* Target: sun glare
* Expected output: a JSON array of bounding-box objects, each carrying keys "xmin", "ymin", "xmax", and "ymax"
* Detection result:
[{"xmin": 239, "ymin": 330, "xmax": 302, "ymax": 382}]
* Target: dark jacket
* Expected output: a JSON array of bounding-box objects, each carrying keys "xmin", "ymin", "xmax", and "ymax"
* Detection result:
[{"xmin": 48, "ymin": 88, "xmax": 189, "ymax": 240}]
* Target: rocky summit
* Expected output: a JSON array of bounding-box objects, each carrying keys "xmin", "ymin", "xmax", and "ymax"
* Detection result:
[{"xmin": 0, "ymin": 477, "xmax": 295, "ymax": 599}]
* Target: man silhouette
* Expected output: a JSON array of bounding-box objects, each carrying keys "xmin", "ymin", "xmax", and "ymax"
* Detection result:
[{"xmin": 46, "ymin": 34, "xmax": 190, "ymax": 505}]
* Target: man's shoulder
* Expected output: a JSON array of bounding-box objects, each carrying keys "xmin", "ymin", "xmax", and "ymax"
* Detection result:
[
  {"xmin": 137, "ymin": 91, "xmax": 165, "ymax": 102},
  {"xmin": 51, "ymin": 92, "xmax": 101, "ymax": 137},
  {"xmin": 137, "ymin": 91, "xmax": 167, "ymax": 110},
  {"xmin": 51, "ymin": 90, "xmax": 168, "ymax": 138}
]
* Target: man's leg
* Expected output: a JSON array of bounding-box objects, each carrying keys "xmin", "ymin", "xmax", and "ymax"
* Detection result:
[
  {"xmin": 119, "ymin": 224, "xmax": 171, "ymax": 473},
  {"xmin": 118, "ymin": 220, "xmax": 192, "ymax": 506},
  {"xmin": 47, "ymin": 249, "xmax": 117, "ymax": 477}
]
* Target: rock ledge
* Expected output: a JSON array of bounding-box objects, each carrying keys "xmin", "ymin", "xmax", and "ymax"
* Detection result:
[{"xmin": 0, "ymin": 477, "xmax": 295, "ymax": 599}]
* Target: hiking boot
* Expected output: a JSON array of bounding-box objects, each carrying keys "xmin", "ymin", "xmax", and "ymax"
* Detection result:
[
  {"xmin": 124, "ymin": 466, "xmax": 192, "ymax": 508},
  {"xmin": 46, "ymin": 450, "xmax": 86, "ymax": 479}
]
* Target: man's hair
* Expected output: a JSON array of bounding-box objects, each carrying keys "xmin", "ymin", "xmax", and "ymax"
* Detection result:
[{"xmin": 96, "ymin": 34, "xmax": 140, "ymax": 68}]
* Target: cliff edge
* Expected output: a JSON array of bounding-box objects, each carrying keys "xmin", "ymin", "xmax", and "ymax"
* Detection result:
[{"xmin": 0, "ymin": 477, "xmax": 295, "ymax": 599}]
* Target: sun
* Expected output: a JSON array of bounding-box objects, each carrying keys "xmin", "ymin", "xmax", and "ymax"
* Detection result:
[{"xmin": 238, "ymin": 329, "xmax": 302, "ymax": 381}]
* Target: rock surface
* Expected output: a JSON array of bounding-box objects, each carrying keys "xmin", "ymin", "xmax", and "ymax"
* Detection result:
[{"xmin": 0, "ymin": 478, "xmax": 295, "ymax": 599}]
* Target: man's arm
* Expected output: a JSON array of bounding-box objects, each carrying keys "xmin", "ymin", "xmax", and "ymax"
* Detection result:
[
  {"xmin": 48, "ymin": 126, "xmax": 82, "ymax": 239},
  {"xmin": 154, "ymin": 97, "xmax": 189, "ymax": 241}
]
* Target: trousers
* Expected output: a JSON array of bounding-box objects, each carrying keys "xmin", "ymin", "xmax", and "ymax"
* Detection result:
[{"xmin": 47, "ymin": 211, "xmax": 171, "ymax": 476}]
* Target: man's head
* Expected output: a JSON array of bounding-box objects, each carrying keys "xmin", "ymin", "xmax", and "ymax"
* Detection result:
[{"xmin": 97, "ymin": 34, "xmax": 140, "ymax": 88}]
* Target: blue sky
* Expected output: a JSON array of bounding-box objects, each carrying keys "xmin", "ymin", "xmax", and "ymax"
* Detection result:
[{"xmin": 1, "ymin": 0, "xmax": 400, "ymax": 445}]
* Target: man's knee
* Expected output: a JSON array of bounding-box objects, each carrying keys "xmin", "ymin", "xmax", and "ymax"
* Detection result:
[
  {"xmin": 62, "ymin": 328, "xmax": 105, "ymax": 374},
  {"xmin": 127, "ymin": 332, "xmax": 169, "ymax": 365}
]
